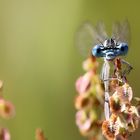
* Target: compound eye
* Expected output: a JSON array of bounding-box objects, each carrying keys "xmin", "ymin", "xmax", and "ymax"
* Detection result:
[
  {"xmin": 92, "ymin": 45, "xmax": 103, "ymax": 57},
  {"xmin": 118, "ymin": 43, "xmax": 128, "ymax": 55},
  {"xmin": 121, "ymin": 45, "xmax": 125, "ymax": 51},
  {"xmin": 96, "ymin": 46, "xmax": 101, "ymax": 53}
]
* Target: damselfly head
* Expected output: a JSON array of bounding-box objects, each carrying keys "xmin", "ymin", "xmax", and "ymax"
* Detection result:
[{"xmin": 92, "ymin": 38, "xmax": 128, "ymax": 60}]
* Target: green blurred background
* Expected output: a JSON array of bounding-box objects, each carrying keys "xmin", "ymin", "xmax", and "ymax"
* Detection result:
[{"xmin": 0, "ymin": 0, "xmax": 140, "ymax": 140}]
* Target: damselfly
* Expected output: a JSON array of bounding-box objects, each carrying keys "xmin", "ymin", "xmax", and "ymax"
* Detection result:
[{"xmin": 76, "ymin": 20, "xmax": 132, "ymax": 120}]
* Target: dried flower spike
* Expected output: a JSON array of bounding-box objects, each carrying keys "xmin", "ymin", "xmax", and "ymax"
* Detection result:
[
  {"xmin": 0, "ymin": 99, "xmax": 15, "ymax": 119},
  {"xmin": 75, "ymin": 57, "xmax": 104, "ymax": 139},
  {"xmin": 35, "ymin": 128, "xmax": 47, "ymax": 140},
  {"xmin": 0, "ymin": 128, "xmax": 10, "ymax": 140}
]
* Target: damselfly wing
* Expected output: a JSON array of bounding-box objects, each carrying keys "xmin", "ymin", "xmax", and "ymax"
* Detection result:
[
  {"xmin": 112, "ymin": 19, "xmax": 131, "ymax": 45},
  {"xmin": 76, "ymin": 21, "xmax": 108, "ymax": 57}
]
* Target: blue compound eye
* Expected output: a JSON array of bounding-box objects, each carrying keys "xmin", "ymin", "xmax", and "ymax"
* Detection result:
[
  {"xmin": 118, "ymin": 43, "xmax": 128, "ymax": 56},
  {"xmin": 92, "ymin": 45, "xmax": 103, "ymax": 57}
]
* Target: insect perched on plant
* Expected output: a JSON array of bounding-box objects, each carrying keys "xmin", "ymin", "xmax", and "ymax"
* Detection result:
[{"xmin": 76, "ymin": 20, "xmax": 133, "ymax": 120}]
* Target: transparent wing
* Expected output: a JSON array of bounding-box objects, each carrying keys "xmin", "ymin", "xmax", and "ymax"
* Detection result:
[
  {"xmin": 95, "ymin": 21, "xmax": 108, "ymax": 41},
  {"xmin": 112, "ymin": 19, "xmax": 131, "ymax": 45},
  {"xmin": 76, "ymin": 22, "xmax": 108, "ymax": 57}
]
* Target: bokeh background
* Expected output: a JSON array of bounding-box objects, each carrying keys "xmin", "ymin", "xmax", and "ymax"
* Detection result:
[{"xmin": 0, "ymin": 0, "xmax": 140, "ymax": 140}]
